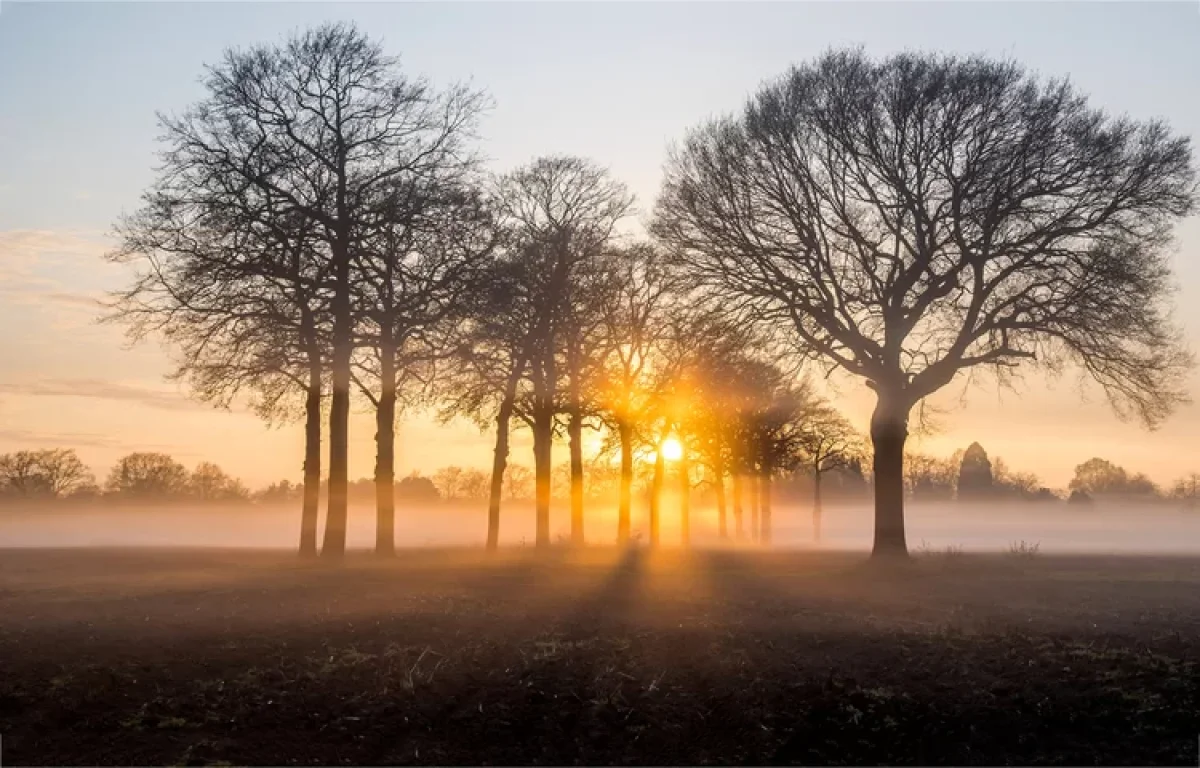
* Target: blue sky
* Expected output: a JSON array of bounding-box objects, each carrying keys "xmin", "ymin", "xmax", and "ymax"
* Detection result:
[{"xmin": 0, "ymin": 2, "xmax": 1198, "ymax": 488}]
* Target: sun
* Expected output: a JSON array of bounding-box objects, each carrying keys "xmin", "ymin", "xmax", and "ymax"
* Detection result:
[{"xmin": 660, "ymin": 436, "xmax": 683, "ymax": 462}]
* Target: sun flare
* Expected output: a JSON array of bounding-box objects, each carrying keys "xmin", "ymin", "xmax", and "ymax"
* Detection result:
[{"xmin": 660, "ymin": 436, "xmax": 683, "ymax": 462}]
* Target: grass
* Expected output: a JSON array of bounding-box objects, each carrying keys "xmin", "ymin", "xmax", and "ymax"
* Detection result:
[{"xmin": 2, "ymin": 547, "xmax": 1200, "ymax": 765}]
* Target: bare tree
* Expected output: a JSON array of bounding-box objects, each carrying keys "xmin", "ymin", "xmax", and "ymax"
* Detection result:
[
  {"xmin": 505, "ymin": 465, "xmax": 533, "ymax": 501},
  {"xmin": 1171, "ymin": 473, "xmax": 1200, "ymax": 510},
  {"xmin": 794, "ymin": 403, "xmax": 862, "ymax": 543},
  {"xmin": 906, "ymin": 452, "xmax": 961, "ymax": 500},
  {"xmin": 497, "ymin": 156, "xmax": 634, "ymax": 547},
  {"xmin": 437, "ymin": 253, "xmax": 539, "ymax": 550},
  {"xmin": 744, "ymin": 375, "xmax": 815, "ymax": 545},
  {"xmin": 655, "ymin": 49, "xmax": 1196, "ymax": 556},
  {"xmin": 595, "ymin": 243, "xmax": 675, "ymax": 544},
  {"xmin": 106, "ymin": 453, "xmax": 190, "ymax": 499},
  {"xmin": 110, "ymin": 166, "xmax": 331, "ymax": 556},
  {"xmin": 354, "ymin": 152, "xmax": 495, "ymax": 556},
  {"xmin": 433, "ymin": 466, "xmax": 465, "ymax": 500},
  {"xmin": 152, "ymin": 23, "xmax": 489, "ymax": 558},
  {"xmin": 190, "ymin": 462, "xmax": 250, "ymax": 501},
  {"xmin": 0, "ymin": 449, "xmax": 93, "ymax": 498}
]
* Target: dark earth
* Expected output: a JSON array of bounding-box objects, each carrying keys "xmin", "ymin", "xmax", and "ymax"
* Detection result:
[{"xmin": 2, "ymin": 547, "xmax": 1199, "ymax": 765}]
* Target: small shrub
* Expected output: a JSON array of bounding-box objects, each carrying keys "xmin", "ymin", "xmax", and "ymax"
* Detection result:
[
  {"xmin": 916, "ymin": 540, "xmax": 965, "ymax": 559},
  {"xmin": 1008, "ymin": 540, "xmax": 1041, "ymax": 558}
]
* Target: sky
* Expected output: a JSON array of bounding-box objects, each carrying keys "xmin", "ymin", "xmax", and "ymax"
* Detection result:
[{"xmin": 0, "ymin": 1, "xmax": 1198, "ymax": 491}]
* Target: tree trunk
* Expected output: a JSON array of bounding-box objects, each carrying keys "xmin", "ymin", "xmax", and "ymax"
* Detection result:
[
  {"xmin": 374, "ymin": 349, "xmax": 396, "ymax": 557},
  {"xmin": 748, "ymin": 468, "xmax": 760, "ymax": 544},
  {"xmin": 486, "ymin": 373, "xmax": 520, "ymax": 552},
  {"xmin": 299, "ymin": 361, "xmax": 321, "ymax": 558},
  {"xmin": 715, "ymin": 463, "xmax": 728, "ymax": 540},
  {"xmin": 732, "ymin": 472, "xmax": 744, "ymax": 540},
  {"xmin": 679, "ymin": 446, "xmax": 690, "ymax": 547},
  {"xmin": 649, "ymin": 447, "xmax": 664, "ymax": 547},
  {"xmin": 870, "ymin": 391, "xmax": 910, "ymax": 558},
  {"xmin": 533, "ymin": 404, "xmax": 553, "ymax": 548},
  {"xmin": 760, "ymin": 471, "xmax": 772, "ymax": 546},
  {"xmin": 322, "ymin": 241, "xmax": 352, "ymax": 560},
  {"xmin": 617, "ymin": 420, "xmax": 633, "ymax": 545},
  {"xmin": 812, "ymin": 468, "xmax": 823, "ymax": 544},
  {"xmin": 322, "ymin": 351, "xmax": 351, "ymax": 559},
  {"xmin": 568, "ymin": 404, "xmax": 584, "ymax": 546}
]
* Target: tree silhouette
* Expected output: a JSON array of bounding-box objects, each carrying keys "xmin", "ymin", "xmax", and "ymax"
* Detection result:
[
  {"xmin": 794, "ymin": 404, "xmax": 862, "ymax": 542},
  {"xmin": 433, "ymin": 466, "xmax": 465, "ymax": 501},
  {"xmin": 595, "ymin": 244, "xmax": 675, "ymax": 544},
  {"xmin": 1171, "ymin": 474, "xmax": 1200, "ymax": 510},
  {"xmin": 906, "ymin": 452, "xmax": 960, "ymax": 500},
  {"xmin": 654, "ymin": 49, "xmax": 1196, "ymax": 556},
  {"xmin": 112, "ymin": 22, "xmax": 491, "ymax": 558},
  {"xmin": 351, "ymin": 130, "xmax": 495, "ymax": 556},
  {"xmin": 397, "ymin": 473, "xmax": 440, "ymax": 503},
  {"xmin": 957, "ymin": 442, "xmax": 995, "ymax": 500},
  {"xmin": 190, "ymin": 462, "xmax": 250, "ymax": 502},
  {"xmin": 991, "ymin": 458, "xmax": 1041, "ymax": 498},
  {"xmin": 0, "ymin": 449, "xmax": 93, "ymax": 498},
  {"xmin": 743, "ymin": 377, "xmax": 821, "ymax": 545},
  {"xmin": 109, "ymin": 131, "xmax": 331, "ymax": 555},
  {"xmin": 496, "ymin": 156, "xmax": 633, "ymax": 547},
  {"xmin": 1070, "ymin": 457, "xmax": 1158, "ymax": 498},
  {"xmin": 504, "ymin": 465, "xmax": 534, "ymax": 501},
  {"xmin": 458, "ymin": 469, "xmax": 490, "ymax": 501},
  {"xmin": 438, "ymin": 253, "xmax": 541, "ymax": 550},
  {"xmin": 255, "ymin": 480, "xmax": 303, "ymax": 503},
  {"xmin": 106, "ymin": 453, "xmax": 189, "ymax": 499}
]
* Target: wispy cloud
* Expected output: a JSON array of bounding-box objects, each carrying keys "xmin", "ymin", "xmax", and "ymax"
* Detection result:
[
  {"xmin": 0, "ymin": 230, "xmax": 116, "ymax": 303},
  {"xmin": 0, "ymin": 428, "xmax": 123, "ymax": 449},
  {"xmin": 0, "ymin": 378, "xmax": 209, "ymax": 413},
  {"xmin": 0, "ymin": 229, "xmax": 110, "ymax": 266},
  {"xmin": 0, "ymin": 428, "xmax": 173, "ymax": 452},
  {"xmin": 40, "ymin": 291, "xmax": 104, "ymax": 308}
]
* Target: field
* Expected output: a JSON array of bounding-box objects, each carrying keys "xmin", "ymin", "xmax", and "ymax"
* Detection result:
[{"xmin": 2, "ymin": 547, "xmax": 1200, "ymax": 765}]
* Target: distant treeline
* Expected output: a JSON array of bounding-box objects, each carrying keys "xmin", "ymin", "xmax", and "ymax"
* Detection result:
[
  {"xmin": 905, "ymin": 443, "xmax": 1199, "ymax": 507},
  {"xmin": 3, "ymin": 446, "xmax": 1196, "ymax": 510}
]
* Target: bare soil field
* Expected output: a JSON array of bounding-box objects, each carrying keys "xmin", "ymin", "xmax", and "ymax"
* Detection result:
[{"xmin": 2, "ymin": 547, "xmax": 1199, "ymax": 765}]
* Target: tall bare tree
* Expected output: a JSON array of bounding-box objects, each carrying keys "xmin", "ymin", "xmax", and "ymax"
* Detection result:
[
  {"xmin": 110, "ymin": 152, "xmax": 331, "ymax": 556},
  {"xmin": 438, "ymin": 254, "xmax": 539, "ymax": 551},
  {"xmin": 654, "ymin": 49, "xmax": 1196, "ymax": 556},
  {"xmin": 497, "ymin": 156, "xmax": 633, "ymax": 547},
  {"xmin": 153, "ymin": 22, "xmax": 490, "ymax": 558},
  {"xmin": 355, "ymin": 163, "xmax": 495, "ymax": 556},
  {"xmin": 595, "ymin": 243, "xmax": 674, "ymax": 544}
]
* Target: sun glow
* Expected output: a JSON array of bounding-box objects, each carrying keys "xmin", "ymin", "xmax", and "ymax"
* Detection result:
[{"xmin": 660, "ymin": 436, "xmax": 683, "ymax": 462}]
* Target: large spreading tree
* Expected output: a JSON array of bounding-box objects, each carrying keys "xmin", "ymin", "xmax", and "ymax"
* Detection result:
[
  {"xmin": 112, "ymin": 22, "xmax": 488, "ymax": 557},
  {"xmin": 654, "ymin": 49, "xmax": 1196, "ymax": 556}
]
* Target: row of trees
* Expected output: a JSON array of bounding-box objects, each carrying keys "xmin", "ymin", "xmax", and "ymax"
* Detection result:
[
  {"xmin": 106, "ymin": 24, "xmax": 1197, "ymax": 557},
  {"xmin": 0, "ymin": 450, "xmax": 248, "ymax": 501},
  {"xmin": 5, "ymin": 445, "xmax": 1197, "ymax": 518},
  {"xmin": 902, "ymin": 444, "xmax": 1200, "ymax": 506},
  {"xmin": 906, "ymin": 442, "xmax": 1050, "ymax": 501}
]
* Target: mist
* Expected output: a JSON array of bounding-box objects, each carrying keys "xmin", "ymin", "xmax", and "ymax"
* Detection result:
[{"xmin": 4, "ymin": 500, "xmax": 1198, "ymax": 554}]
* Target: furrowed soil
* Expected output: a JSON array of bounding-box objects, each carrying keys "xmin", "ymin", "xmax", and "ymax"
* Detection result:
[{"xmin": 2, "ymin": 547, "xmax": 1199, "ymax": 765}]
